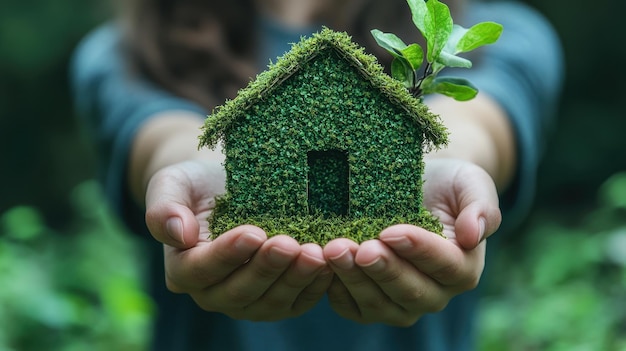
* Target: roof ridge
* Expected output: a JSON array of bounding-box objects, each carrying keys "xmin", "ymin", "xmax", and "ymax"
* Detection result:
[{"xmin": 199, "ymin": 27, "xmax": 448, "ymax": 151}]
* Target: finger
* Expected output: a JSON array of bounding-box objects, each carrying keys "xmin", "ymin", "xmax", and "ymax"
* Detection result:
[
  {"xmin": 379, "ymin": 225, "xmax": 484, "ymax": 290},
  {"xmin": 455, "ymin": 200, "xmax": 502, "ymax": 250},
  {"xmin": 145, "ymin": 166, "xmax": 204, "ymax": 248},
  {"xmin": 292, "ymin": 266, "xmax": 334, "ymax": 315},
  {"xmin": 325, "ymin": 239, "xmax": 413, "ymax": 325},
  {"xmin": 164, "ymin": 225, "xmax": 266, "ymax": 292},
  {"xmin": 324, "ymin": 239, "xmax": 366, "ymax": 321},
  {"xmin": 454, "ymin": 165, "xmax": 502, "ymax": 249},
  {"xmin": 327, "ymin": 276, "xmax": 360, "ymax": 321},
  {"xmin": 356, "ymin": 240, "xmax": 448, "ymax": 319},
  {"xmin": 290, "ymin": 244, "xmax": 334, "ymax": 315},
  {"xmin": 146, "ymin": 204, "xmax": 200, "ymax": 249},
  {"xmin": 199, "ymin": 235, "xmax": 301, "ymax": 311},
  {"xmin": 248, "ymin": 244, "xmax": 330, "ymax": 319}
]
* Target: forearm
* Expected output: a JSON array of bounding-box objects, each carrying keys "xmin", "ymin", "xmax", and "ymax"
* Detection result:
[
  {"xmin": 425, "ymin": 93, "xmax": 516, "ymax": 192},
  {"xmin": 128, "ymin": 111, "xmax": 225, "ymax": 206}
]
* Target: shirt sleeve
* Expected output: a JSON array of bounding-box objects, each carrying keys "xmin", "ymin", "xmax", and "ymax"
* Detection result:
[
  {"xmin": 451, "ymin": 1, "xmax": 565, "ymax": 230},
  {"xmin": 69, "ymin": 24, "xmax": 207, "ymax": 222}
]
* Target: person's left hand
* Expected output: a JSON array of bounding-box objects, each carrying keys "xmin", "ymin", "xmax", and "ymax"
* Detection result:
[{"xmin": 323, "ymin": 158, "xmax": 502, "ymax": 326}]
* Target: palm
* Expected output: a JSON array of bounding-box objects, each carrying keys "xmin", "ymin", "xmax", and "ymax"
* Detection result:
[
  {"xmin": 421, "ymin": 158, "xmax": 500, "ymax": 246},
  {"xmin": 162, "ymin": 160, "xmax": 226, "ymax": 241}
]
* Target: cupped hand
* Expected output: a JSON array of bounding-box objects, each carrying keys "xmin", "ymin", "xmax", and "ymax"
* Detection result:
[
  {"xmin": 323, "ymin": 158, "xmax": 501, "ymax": 326},
  {"xmin": 144, "ymin": 160, "xmax": 333, "ymax": 321}
]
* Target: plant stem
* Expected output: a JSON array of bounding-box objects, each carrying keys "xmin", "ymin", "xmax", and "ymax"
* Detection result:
[{"xmin": 410, "ymin": 62, "xmax": 433, "ymax": 99}]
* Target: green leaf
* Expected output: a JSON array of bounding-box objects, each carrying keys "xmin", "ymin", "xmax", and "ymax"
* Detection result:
[
  {"xmin": 443, "ymin": 24, "xmax": 468, "ymax": 55},
  {"xmin": 456, "ymin": 21, "xmax": 503, "ymax": 53},
  {"xmin": 424, "ymin": 76, "xmax": 478, "ymax": 101},
  {"xmin": 407, "ymin": 0, "xmax": 429, "ymax": 39},
  {"xmin": 425, "ymin": 0, "xmax": 453, "ymax": 63},
  {"xmin": 370, "ymin": 29, "xmax": 407, "ymax": 58},
  {"xmin": 391, "ymin": 57, "xmax": 414, "ymax": 88},
  {"xmin": 437, "ymin": 51, "xmax": 472, "ymax": 68},
  {"xmin": 401, "ymin": 43, "xmax": 424, "ymax": 70}
]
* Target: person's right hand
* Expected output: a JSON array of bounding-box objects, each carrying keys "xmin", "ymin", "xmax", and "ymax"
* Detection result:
[{"xmin": 144, "ymin": 160, "xmax": 333, "ymax": 321}]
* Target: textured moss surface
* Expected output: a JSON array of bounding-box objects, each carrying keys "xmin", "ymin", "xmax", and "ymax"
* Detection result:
[
  {"xmin": 200, "ymin": 28, "xmax": 448, "ymax": 243},
  {"xmin": 210, "ymin": 203, "xmax": 443, "ymax": 246}
]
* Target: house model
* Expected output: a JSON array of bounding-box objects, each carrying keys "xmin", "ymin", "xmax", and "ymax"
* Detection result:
[{"xmin": 199, "ymin": 28, "xmax": 448, "ymax": 244}]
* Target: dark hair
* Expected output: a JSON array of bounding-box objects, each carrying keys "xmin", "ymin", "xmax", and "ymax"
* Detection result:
[{"xmin": 119, "ymin": 0, "xmax": 461, "ymax": 109}]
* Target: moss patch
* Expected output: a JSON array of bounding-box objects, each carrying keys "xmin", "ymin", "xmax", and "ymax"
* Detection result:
[{"xmin": 210, "ymin": 196, "xmax": 444, "ymax": 245}]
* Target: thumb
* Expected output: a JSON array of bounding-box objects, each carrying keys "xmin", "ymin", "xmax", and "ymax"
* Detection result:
[
  {"xmin": 144, "ymin": 167, "xmax": 200, "ymax": 249},
  {"xmin": 454, "ymin": 164, "xmax": 502, "ymax": 250},
  {"xmin": 455, "ymin": 201, "xmax": 501, "ymax": 250}
]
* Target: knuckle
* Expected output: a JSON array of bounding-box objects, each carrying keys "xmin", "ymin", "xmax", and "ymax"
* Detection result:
[
  {"xmin": 395, "ymin": 286, "xmax": 427, "ymax": 306},
  {"xmin": 224, "ymin": 285, "xmax": 259, "ymax": 307},
  {"xmin": 430, "ymin": 262, "xmax": 463, "ymax": 283},
  {"xmin": 298, "ymin": 284, "xmax": 327, "ymax": 304},
  {"xmin": 281, "ymin": 275, "xmax": 310, "ymax": 292},
  {"xmin": 395, "ymin": 288, "xmax": 448, "ymax": 314},
  {"xmin": 374, "ymin": 268, "xmax": 403, "ymax": 285},
  {"xmin": 253, "ymin": 261, "xmax": 285, "ymax": 281}
]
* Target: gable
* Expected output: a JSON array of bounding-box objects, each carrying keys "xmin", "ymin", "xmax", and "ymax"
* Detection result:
[{"xmin": 199, "ymin": 28, "xmax": 448, "ymax": 152}]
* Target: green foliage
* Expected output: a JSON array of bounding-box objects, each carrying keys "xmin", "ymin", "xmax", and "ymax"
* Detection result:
[
  {"xmin": 371, "ymin": 0, "xmax": 502, "ymax": 101},
  {"xmin": 478, "ymin": 173, "xmax": 626, "ymax": 351},
  {"xmin": 0, "ymin": 0, "xmax": 108, "ymax": 223},
  {"xmin": 0, "ymin": 181, "xmax": 153, "ymax": 351}
]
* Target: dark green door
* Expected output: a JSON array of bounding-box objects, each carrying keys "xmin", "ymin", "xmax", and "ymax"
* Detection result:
[{"xmin": 307, "ymin": 150, "xmax": 349, "ymax": 216}]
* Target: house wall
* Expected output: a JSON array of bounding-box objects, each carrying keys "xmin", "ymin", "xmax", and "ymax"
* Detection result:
[{"xmin": 223, "ymin": 48, "xmax": 426, "ymax": 219}]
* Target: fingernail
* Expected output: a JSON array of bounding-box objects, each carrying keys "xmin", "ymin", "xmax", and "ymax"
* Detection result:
[
  {"xmin": 166, "ymin": 217, "xmax": 184, "ymax": 245},
  {"xmin": 269, "ymin": 246, "xmax": 294, "ymax": 266},
  {"xmin": 329, "ymin": 248, "xmax": 354, "ymax": 270},
  {"xmin": 297, "ymin": 253, "xmax": 326, "ymax": 275},
  {"xmin": 478, "ymin": 217, "xmax": 486, "ymax": 245},
  {"xmin": 384, "ymin": 236, "xmax": 413, "ymax": 251},
  {"xmin": 362, "ymin": 257, "xmax": 386, "ymax": 272},
  {"xmin": 234, "ymin": 232, "xmax": 264, "ymax": 252}
]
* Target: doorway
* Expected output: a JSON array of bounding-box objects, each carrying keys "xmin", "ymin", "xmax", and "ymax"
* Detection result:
[{"xmin": 307, "ymin": 150, "xmax": 349, "ymax": 216}]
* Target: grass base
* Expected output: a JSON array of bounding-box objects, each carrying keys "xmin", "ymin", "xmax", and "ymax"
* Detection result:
[{"xmin": 209, "ymin": 208, "xmax": 444, "ymax": 245}]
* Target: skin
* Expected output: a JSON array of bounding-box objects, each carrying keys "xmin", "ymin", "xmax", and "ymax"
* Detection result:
[{"xmin": 129, "ymin": 0, "xmax": 516, "ymax": 325}]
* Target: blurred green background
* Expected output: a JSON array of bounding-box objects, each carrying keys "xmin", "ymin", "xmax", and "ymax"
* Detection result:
[{"xmin": 1, "ymin": 0, "xmax": 625, "ymax": 350}]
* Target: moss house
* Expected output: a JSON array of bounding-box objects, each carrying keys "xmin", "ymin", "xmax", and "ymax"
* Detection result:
[{"xmin": 199, "ymin": 28, "xmax": 448, "ymax": 244}]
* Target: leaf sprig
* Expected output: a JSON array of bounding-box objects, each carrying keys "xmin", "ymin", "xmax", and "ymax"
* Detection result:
[{"xmin": 371, "ymin": 0, "xmax": 503, "ymax": 101}]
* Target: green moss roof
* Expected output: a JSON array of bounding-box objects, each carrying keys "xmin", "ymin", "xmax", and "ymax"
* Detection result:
[{"xmin": 199, "ymin": 27, "xmax": 448, "ymax": 151}]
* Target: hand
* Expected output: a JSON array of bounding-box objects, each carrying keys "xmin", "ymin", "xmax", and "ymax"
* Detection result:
[
  {"xmin": 144, "ymin": 160, "xmax": 333, "ymax": 321},
  {"xmin": 323, "ymin": 158, "xmax": 501, "ymax": 326}
]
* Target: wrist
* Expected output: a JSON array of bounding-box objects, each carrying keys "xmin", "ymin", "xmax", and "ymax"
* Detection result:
[
  {"xmin": 128, "ymin": 111, "xmax": 224, "ymax": 206},
  {"xmin": 424, "ymin": 94, "xmax": 515, "ymax": 192}
]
